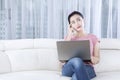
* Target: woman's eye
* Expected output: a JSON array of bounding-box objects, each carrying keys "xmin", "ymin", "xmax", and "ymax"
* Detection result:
[
  {"xmin": 77, "ymin": 18, "xmax": 81, "ymax": 21},
  {"xmin": 71, "ymin": 21, "xmax": 75, "ymax": 24}
]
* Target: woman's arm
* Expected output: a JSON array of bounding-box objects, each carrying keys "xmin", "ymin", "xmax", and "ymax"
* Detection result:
[
  {"xmin": 65, "ymin": 25, "xmax": 75, "ymax": 41},
  {"xmin": 91, "ymin": 42, "xmax": 100, "ymax": 65}
]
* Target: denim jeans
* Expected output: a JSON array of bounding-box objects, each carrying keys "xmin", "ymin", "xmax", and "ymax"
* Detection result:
[{"xmin": 62, "ymin": 58, "xmax": 96, "ymax": 80}]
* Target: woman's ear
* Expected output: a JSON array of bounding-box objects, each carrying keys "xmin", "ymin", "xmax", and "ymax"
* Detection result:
[{"xmin": 69, "ymin": 24, "xmax": 72, "ymax": 28}]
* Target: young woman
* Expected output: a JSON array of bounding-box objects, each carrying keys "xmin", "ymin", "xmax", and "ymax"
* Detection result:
[{"xmin": 61, "ymin": 11, "xmax": 100, "ymax": 80}]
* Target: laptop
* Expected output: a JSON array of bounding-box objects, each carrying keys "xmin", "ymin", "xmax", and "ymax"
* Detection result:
[{"xmin": 56, "ymin": 40, "xmax": 91, "ymax": 61}]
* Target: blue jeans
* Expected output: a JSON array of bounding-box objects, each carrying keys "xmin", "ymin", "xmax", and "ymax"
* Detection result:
[{"xmin": 62, "ymin": 58, "xmax": 96, "ymax": 80}]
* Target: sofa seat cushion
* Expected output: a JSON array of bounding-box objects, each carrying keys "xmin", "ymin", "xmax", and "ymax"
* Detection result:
[
  {"xmin": 61, "ymin": 71, "xmax": 120, "ymax": 80},
  {"xmin": 0, "ymin": 70, "xmax": 61, "ymax": 80},
  {"xmin": 1, "ymin": 71, "xmax": 120, "ymax": 80},
  {"xmin": 60, "ymin": 76, "xmax": 71, "ymax": 80},
  {"xmin": 92, "ymin": 71, "xmax": 120, "ymax": 80}
]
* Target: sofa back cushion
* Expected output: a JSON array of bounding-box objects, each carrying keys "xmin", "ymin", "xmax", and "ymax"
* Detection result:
[
  {"xmin": 5, "ymin": 49, "xmax": 60, "ymax": 72},
  {"xmin": 34, "ymin": 39, "xmax": 60, "ymax": 71},
  {"xmin": 0, "ymin": 52, "xmax": 11, "ymax": 73},
  {"xmin": 3, "ymin": 39, "xmax": 34, "ymax": 50},
  {"xmin": 5, "ymin": 49, "xmax": 39, "ymax": 72},
  {"xmin": 34, "ymin": 38, "xmax": 59, "ymax": 49},
  {"xmin": 2, "ymin": 39, "xmax": 60, "ymax": 72},
  {"xmin": 0, "ymin": 41, "xmax": 4, "ymax": 51},
  {"xmin": 94, "ymin": 39, "xmax": 120, "ymax": 73},
  {"xmin": 94, "ymin": 50, "xmax": 120, "ymax": 73},
  {"xmin": 100, "ymin": 39, "xmax": 120, "ymax": 50},
  {"xmin": 37, "ymin": 49, "xmax": 59, "ymax": 71},
  {"xmin": 0, "ymin": 39, "xmax": 37, "ymax": 72},
  {"xmin": 3, "ymin": 38, "xmax": 120, "ymax": 73}
]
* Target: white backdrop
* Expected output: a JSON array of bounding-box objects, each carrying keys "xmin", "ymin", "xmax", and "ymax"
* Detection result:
[{"xmin": 0, "ymin": 0, "xmax": 120, "ymax": 39}]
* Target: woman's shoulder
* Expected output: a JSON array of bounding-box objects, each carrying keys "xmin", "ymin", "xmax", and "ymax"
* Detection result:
[
  {"xmin": 87, "ymin": 33, "xmax": 100, "ymax": 43},
  {"xmin": 87, "ymin": 33, "xmax": 98, "ymax": 39}
]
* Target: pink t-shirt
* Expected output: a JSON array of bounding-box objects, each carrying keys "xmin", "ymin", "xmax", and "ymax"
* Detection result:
[{"xmin": 65, "ymin": 34, "xmax": 99, "ymax": 56}]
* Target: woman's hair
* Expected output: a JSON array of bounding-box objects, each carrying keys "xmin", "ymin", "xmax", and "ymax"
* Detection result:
[{"xmin": 68, "ymin": 11, "xmax": 84, "ymax": 24}]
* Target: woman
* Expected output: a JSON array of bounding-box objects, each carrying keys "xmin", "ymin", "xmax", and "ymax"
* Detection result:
[{"xmin": 61, "ymin": 11, "xmax": 100, "ymax": 80}]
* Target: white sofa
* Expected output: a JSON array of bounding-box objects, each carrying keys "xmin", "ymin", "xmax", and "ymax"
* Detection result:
[{"xmin": 0, "ymin": 38, "xmax": 120, "ymax": 80}]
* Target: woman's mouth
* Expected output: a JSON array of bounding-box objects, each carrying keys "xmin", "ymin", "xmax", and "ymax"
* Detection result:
[{"xmin": 77, "ymin": 26, "xmax": 81, "ymax": 29}]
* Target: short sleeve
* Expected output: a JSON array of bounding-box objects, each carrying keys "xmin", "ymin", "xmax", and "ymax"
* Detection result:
[
  {"xmin": 64, "ymin": 36, "xmax": 67, "ymax": 40},
  {"xmin": 91, "ymin": 35, "xmax": 100, "ymax": 47}
]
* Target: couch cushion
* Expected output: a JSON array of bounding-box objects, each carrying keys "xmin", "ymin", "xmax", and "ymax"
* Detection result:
[
  {"xmin": 60, "ymin": 76, "xmax": 71, "ymax": 80},
  {"xmin": 0, "ymin": 71, "xmax": 61, "ymax": 80},
  {"xmin": 3, "ymin": 39, "xmax": 34, "ymax": 50},
  {"xmin": 0, "ymin": 41, "xmax": 4, "ymax": 51},
  {"xmin": 5, "ymin": 49, "xmax": 39, "ymax": 72},
  {"xmin": 34, "ymin": 38, "xmax": 61, "ymax": 49},
  {"xmin": 37, "ymin": 49, "xmax": 60, "ymax": 71},
  {"xmin": 100, "ymin": 39, "xmax": 120, "ymax": 50},
  {"xmin": 0, "ymin": 52, "xmax": 11, "ymax": 73},
  {"xmin": 94, "ymin": 50, "xmax": 120, "ymax": 72},
  {"xmin": 92, "ymin": 71, "xmax": 120, "ymax": 80},
  {"xmin": 5, "ymin": 48, "xmax": 60, "ymax": 72}
]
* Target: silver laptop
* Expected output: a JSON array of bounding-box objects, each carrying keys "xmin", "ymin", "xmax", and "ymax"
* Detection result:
[{"xmin": 56, "ymin": 40, "xmax": 91, "ymax": 61}]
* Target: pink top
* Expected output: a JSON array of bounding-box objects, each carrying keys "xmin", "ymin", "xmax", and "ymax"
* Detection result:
[{"xmin": 65, "ymin": 34, "xmax": 99, "ymax": 56}]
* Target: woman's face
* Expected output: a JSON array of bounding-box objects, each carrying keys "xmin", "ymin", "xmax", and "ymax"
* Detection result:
[{"xmin": 70, "ymin": 14, "xmax": 84, "ymax": 32}]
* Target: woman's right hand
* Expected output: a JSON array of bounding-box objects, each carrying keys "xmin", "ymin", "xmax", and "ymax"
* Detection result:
[
  {"xmin": 59, "ymin": 60, "xmax": 66, "ymax": 69},
  {"xmin": 65, "ymin": 25, "xmax": 74, "ymax": 40},
  {"xmin": 68, "ymin": 24, "xmax": 73, "ymax": 35}
]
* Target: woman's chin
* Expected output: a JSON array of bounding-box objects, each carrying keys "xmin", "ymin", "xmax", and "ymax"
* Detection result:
[{"xmin": 77, "ymin": 29, "xmax": 82, "ymax": 32}]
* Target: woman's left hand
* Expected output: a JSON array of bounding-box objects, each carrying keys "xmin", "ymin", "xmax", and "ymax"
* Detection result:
[{"xmin": 91, "ymin": 56, "xmax": 99, "ymax": 65}]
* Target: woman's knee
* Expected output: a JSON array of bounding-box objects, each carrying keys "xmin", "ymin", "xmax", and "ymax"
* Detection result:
[{"xmin": 69, "ymin": 57, "xmax": 84, "ymax": 68}]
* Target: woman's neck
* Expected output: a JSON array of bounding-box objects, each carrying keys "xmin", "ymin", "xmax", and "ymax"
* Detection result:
[{"xmin": 76, "ymin": 31, "xmax": 87, "ymax": 38}]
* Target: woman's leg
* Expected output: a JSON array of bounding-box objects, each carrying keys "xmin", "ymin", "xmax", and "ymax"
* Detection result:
[
  {"xmin": 72, "ymin": 73, "xmax": 77, "ymax": 80},
  {"xmin": 62, "ymin": 58, "xmax": 90, "ymax": 80},
  {"xmin": 85, "ymin": 64, "xmax": 96, "ymax": 79}
]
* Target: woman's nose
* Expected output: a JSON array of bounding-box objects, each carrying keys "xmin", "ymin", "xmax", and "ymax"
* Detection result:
[{"xmin": 76, "ymin": 22, "xmax": 80, "ymax": 26}]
